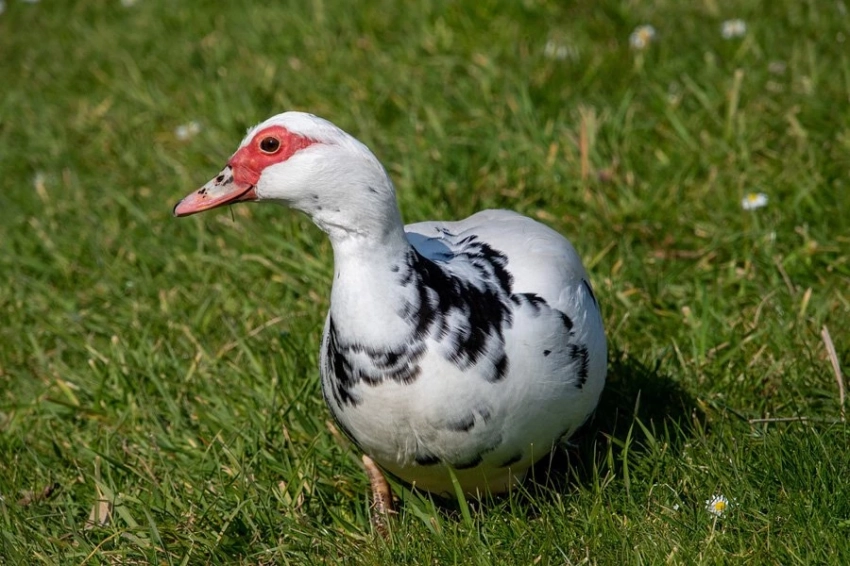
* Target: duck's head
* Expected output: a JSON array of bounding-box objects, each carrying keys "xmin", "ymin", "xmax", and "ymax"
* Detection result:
[{"xmin": 174, "ymin": 112, "xmax": 401, "ymax": 239}]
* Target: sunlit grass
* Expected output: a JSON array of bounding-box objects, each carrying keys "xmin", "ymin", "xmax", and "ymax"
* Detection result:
[{"xmin": 1, "ymin": 0, "xmax": 848, "ymax": 563}]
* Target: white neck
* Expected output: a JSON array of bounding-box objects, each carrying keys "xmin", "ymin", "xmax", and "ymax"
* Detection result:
[
  {"xmin": 326, "ymin": 211, "xmax": 414, "ymax": 346},
  {"xmin": 314, "ymin": 165, "xmax": 416, "ymax": 344},
  {"xmin": 256, "ymin": 121, "xmax": 418, "ymax": 342}
]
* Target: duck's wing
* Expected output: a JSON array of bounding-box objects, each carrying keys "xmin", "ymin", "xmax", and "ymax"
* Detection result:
[{"xmin": 404, "ymin": 209, "xmax": 593, "ymax": 312}]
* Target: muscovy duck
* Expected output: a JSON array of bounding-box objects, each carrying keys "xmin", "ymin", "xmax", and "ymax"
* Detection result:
[{"xmin": 174, "ymin": 112, "xmax": 606, "ymax": 514}]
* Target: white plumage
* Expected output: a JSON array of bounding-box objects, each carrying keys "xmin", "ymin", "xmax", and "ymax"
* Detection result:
[{"xmin": 175, "ymin": 112, "xmax": 607, "ymax": 496}]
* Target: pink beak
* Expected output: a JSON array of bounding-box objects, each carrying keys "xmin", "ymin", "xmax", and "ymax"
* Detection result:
[{"xmin": 173, "ymin": 164, "xmax": 258, "ymax": 217}]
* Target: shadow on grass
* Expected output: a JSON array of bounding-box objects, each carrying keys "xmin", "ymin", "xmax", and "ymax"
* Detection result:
[
  {"xmin": 526, "ymin": 347, "xmax": 703, "ymax": 496},
  {"xmin": 397, "ymin": 349, "xmax": 703, "ymax": 521}
]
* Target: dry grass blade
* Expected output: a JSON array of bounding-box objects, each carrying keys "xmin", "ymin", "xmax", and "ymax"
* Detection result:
[
  {"xmin": 747, "ymin": 416, "xmax": 841, "ymax": 424},
  {"xmin": 84, "ymin": 486, "xmax": 113, "ymax": 530},
  {"xmin": 821, "ymin": 325, "xmax": 845, "ymax": 421},
  {"xmin": 215, "ymin": 315, "xmax": 286, "ymax": 358}
]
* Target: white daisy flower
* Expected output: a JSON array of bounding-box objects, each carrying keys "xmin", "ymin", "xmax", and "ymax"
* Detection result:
[
  {"xmin": 705, "ymin": 494, "xmax": 731, "ymax": 517},
  {"xmin": 768, "ymin": 61, "xmax": 787, "ymax": 75},
  {"xmin": 629, "ymin": 25, "xmax": 656, "ymax": 50},
  {"xmin": 544, "ymin": 40, "xmax": 577, "ymax": 61},
  {"xmin": 741, "ymin": 192, "xmax": 768, "ymax": 211},
  {"xmin": 721, "ymin": 19, "xmax": 747, "ymax": 39},
  {"xmin": 175, "ymin": 121, "xmax": 202, "ymax": 141}
]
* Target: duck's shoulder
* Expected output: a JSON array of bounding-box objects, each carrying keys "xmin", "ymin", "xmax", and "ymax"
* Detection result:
[
  {"xmin": 404, "ymin": 209, "xmax": 592, "ymax": 308},
  {"xmin": 406, "ymin": 210, "xmax": 575, "ymax": 256},
  {"xmin": 405, "ymin": 209, "xmax": 527, "ymax": 240}
]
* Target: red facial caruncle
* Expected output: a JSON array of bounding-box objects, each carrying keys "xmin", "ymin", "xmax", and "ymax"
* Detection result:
[{"xmin": 173, "ymin": 126, "xmax": 316, "ymax": 217}]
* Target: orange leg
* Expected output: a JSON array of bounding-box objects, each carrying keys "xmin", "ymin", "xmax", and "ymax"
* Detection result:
[{"xmin": 362, "ymin": 454, "xmax": 396, "ymax": 537}]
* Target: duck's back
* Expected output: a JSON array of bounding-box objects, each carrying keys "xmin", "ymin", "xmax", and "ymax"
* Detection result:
[{"xmin": 405, "ymin": 209, "xmax": 593, "ymax": 315}]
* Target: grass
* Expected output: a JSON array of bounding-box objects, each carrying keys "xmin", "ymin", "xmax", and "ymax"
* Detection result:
[{"xmin": 1, "ymin": 0, "xmax": 848, "ymax": 563}]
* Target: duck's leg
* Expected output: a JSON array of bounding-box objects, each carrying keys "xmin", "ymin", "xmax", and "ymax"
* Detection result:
[{"xmin": 362, "ymin": 454, "xmax": 395, "ymax": 537}]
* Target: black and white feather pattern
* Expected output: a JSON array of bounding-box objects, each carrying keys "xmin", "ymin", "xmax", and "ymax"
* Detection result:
[{"xmin": 320, "ymin": 210, "xmax": 606, "ymax": 495}]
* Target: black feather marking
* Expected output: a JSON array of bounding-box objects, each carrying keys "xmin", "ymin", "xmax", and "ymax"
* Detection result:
[
  {"xmin": 397, "ymin": 237, "xmax": 514, "ymax": 378},
  {"xmin": 498, "ymin": 452, "xmax": 523, "ymax": 468},
  {"xmin": 582, "ymin": 278, "xmax": 598, "ymax": 306},
  {"xmin": 517, "ymin": 292, "xmax": 547, "ymax": 314},
  {"xmin": 558, "ymin": 311, "xmax": 574, "ymax": 334},
  {"xmin": 445, "ymin": 406, "xmax": 492, "ymax": 432},
  {"xmin": 453, "ymin": 453, "xmax": 483, "ymax": 470},
  {"xmin": 569, "ymin": 343, "xmax": 590, "ymax": 388},
  {"xmin": 450, "ymin": 430, "xmax": 503, "ymax": 470},
  {"xmin": 447, "ymin": 414, "xmax": 476, "ymax": 432},
  {"xmin": 321, "ymin": 317, "xmax": 425, "ymax": 406},
  {"xmin": 543, "ymin": 349, "xmax": 551, "ymax": 357},
  {"xmin": 490, "ymin": 352, "xmax": 509, "ymax": 382},
  {"xmin": 415, "ymin": 453, "xmax": 441, "ymax": 466},
  {"xmin": 323, "ymin": 318, "xmax": 358, "ymax": 406}
]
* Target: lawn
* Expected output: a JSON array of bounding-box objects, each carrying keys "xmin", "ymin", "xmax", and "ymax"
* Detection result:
[{"xmin": 1, "ymin": 0, "xmax": 849, "ymax": 563}]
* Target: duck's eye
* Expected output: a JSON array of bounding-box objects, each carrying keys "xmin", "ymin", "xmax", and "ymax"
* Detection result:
[{"xmin": 259, "ymin": 136, "xmax": 281, "ymax": 154}]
